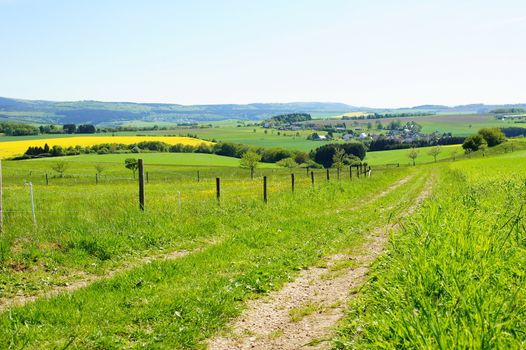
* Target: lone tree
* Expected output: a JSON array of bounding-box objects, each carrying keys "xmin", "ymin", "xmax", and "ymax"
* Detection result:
[
  {"xmin": 52, "ymin": 161, "xmax": 68, "ymax": 178},
  {"xmin": 462, "ymin": 134, "xmax": 486, "ymax": 153},
  {"xmin": 94, "ymin": 164, "xmax": 105, "ymax": 175},
  {"xmin": 125, "ymin": 158, "xmax": 139, "ymax": 179},
  {"xmin": 332, "ymin": 148, "xmax": 347, "ymax": 173},
  {"xmin": 408, "ymin": 148, "xmax": 418, "ymax": 166},
  {"xmin": 428, "ymin": 146, "xmax": 441, "ymax": 162},
  {"xmin": 240, "ymin": 151, "xmax": 261, "ymax": 179}
]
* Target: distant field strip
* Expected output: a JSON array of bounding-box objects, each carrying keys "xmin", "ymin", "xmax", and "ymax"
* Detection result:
[{"xmin": 0, "ymin": 136, "xmax": 212, "ymax": 158}]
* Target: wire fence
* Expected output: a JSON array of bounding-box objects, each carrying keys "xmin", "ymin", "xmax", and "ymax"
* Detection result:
[{"xmin": 0, "ymin": 159, "xmax": 373, "ymax": 232}]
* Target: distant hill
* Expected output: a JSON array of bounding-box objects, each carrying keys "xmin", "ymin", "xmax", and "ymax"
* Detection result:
[
  {"xmin": 1, "ymin": 96, "xmax": 526, "ymax": 125},
  {"xmin": 0, "ymin": 97, "xmax": 359, "ymax": 125}
]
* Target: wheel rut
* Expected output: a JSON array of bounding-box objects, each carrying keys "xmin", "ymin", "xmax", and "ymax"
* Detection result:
[
  {"xmin": 208, "ymin": 173, "xmax": 434, "ymax": 350},
  {"xmin": 0, "ymin": 247, "xmax": 198, "ymax": 312}
]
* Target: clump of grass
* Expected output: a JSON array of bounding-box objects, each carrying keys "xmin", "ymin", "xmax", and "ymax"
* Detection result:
[{"xmin": 289, "ymin": 302, "xmax": 326, "ymax": 322}]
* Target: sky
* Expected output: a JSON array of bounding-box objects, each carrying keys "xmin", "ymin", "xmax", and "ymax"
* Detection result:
[{"xmin": 0, "ymin": 0, "xmax": 525, "ymax": 107}]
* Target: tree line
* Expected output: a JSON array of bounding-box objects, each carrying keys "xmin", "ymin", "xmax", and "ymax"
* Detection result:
[
  {"xmin": 366, "ymin": 135, "xmax": 465, "ymax": 151},
  {"xmin": 18, "ymin": 140, "xmax": 369, "ymax": 170},
  {"xmin": 267, "ymin": 113, "xmax": 312, "ymax": 124},
  {"xmin": 342, "ymin": 112, "xmax": 435, "ymax": 120}
]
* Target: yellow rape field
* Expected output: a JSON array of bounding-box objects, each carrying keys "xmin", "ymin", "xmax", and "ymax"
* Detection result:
[{"xmin": 0, "ymin": 136, "xmax": 212, "ymax": 158}]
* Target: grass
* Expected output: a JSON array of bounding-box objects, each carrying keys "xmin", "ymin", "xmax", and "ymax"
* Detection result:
[
  {"xmin": 23, "ymin": 153, "xmax": 278, "ymax": 168},
  {"xmin": 313, "ymin": 113, "xmax": 526, "ymax": 136},
  {"xmin": 364, "ymin": 144, "xmax": 464, "ymax": 166},
  {"xmin": 143, "ymin": 125, "xmax": 323, "ymax": 151},
  {"xmin": 0, "ymin": 154, "xmax": 431, "ymax": 348},
  {"xmin": 1, "ymin": 138, "xmax": 525, "ymax": 348},
  {"xmin": 365, "ymin": 138, "xmax": 526, "ymax": 166},
  {"xmin": 335, "ymin": 154, "xmax": 526, "ymax": 349}
]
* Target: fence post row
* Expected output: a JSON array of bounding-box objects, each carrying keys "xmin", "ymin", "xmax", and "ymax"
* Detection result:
[
  {"xmin": 138, "ymin": 159, "xmax": 145, "ymax": 211},
  {"xmin": 263, "ymin": 176, "xmax": 268, "ymax": 203}
]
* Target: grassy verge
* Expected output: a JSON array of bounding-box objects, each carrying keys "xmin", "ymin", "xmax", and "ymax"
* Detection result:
[{"xmin": 335, "ymin": 159, "xmax": 526, "ymax": 348}]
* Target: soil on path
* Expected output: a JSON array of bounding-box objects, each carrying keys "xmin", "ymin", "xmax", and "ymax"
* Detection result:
[{"xmin": 208, "ymin": 175, "xmax": 433, "ymax": 350}]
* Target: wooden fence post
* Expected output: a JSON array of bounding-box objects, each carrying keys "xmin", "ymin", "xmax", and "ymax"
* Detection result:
[
  {"xmin": 28, "ymin": 182, "xmax": 36, "ymax": 227},
  {"xmin": 146, "ymin": 171, "xmax": 149, "ymax": 184},
  {"xmin": 349, "ymin": 165, "xmax": 353, "ymax": 180},
  {"xmin": 216, "ymin": 177, "xmax": 220, "ymax": 205},
  {"xmin": 45, "ymin": 173, "xmax": 49, "ymax": 186},
  {"xmin": 197, "ymin": 170, "xmax": 200, "ymax": 183},
  {"xmin": 138, "ymin": 159, "xmax": 145, "ymax": 211},
  {"xmin": 291, "ymin": 173, "xmax": 295, "ymax": 193},
  {"xmin": 263, "ymin": 176, "xmax": 268, "ymax": 203},
  {"xmin": 326, "ymin": 168, "xmax": 330, "ymax": 181},
  {"xmin": 311, "ymin": 171, "xmax": 315, "ymax": 188},
  {"xmin": 0, "ymin": 160, "xmax": 3, "ymax": 233},
  {"xmin": 306, "ymin": 167, "xmax": 309, "ymax": 176}
]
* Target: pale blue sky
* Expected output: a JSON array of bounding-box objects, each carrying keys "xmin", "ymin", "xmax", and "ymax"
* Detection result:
[{"xmin": 1, "ymin": 0, "xmax": 525, "ymax": 107}]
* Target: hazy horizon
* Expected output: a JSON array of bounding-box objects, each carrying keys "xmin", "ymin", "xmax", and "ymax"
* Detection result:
[
  {"xmin": 2, "ymin": 94, "xmax": 526, "ymax": 110},
  {"xmin": 1, "ymin": 0, "xmax": 525, "ymax": 107}
]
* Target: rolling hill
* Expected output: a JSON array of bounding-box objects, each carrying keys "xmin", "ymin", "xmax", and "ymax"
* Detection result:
[{"xmin": 1, "ymin": 96, "xmax": 526, "ymax": 126}]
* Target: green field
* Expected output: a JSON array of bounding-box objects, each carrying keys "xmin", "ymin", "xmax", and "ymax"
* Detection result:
[
  {"xmin": 314, "ymin": 113, "xmax": 526, "ymax": 136},
  {"xmin": 0, "ymin": 125, "xmax": 325, "ymax": 152},
  {"xmin": 364, "ymin": 144, "xmax": 463, "ymax": 165},
  {"xmin": 26, "ymin": 153, "xmax": 278, "ymax": 168},
  {"xmin": 0, "ymin": 140, "xmax": 525, "ymax": 348}
]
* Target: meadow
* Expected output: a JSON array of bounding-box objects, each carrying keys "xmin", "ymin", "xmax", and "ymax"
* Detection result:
[
  {"xmin": 336, "ymin": 152, "xmax": 526, "ymax": 349},
  {"xmin": 0, "ymin": 153, "xmax": 428, "ymax": 348},
  {"xmin": 0, "ymin": 138, "xmax": 524, "ymax": 348}
]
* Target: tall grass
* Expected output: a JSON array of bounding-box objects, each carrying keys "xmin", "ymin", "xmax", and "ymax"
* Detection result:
[{"xmin": 335, "ymin": 163, "xmax": 526, "ymax": 349}]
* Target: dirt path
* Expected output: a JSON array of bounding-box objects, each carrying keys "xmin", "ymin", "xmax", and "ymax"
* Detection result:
[
  {"xmin": 208, "ymin": 175, "xmax": 433, "ymax": 350},
  {"xmin": 0, "ymin": 247, "xmax": 197, "ymax": 312}
]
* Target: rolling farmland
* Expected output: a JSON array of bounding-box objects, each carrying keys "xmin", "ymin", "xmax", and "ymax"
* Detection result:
[
  {"xmin": 0, "ymin": 145, "xmax": 524, "ymax": 348},
  {"xmin": 0, "ymin": 136, "xmax": 212, "ymax": 159}
]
